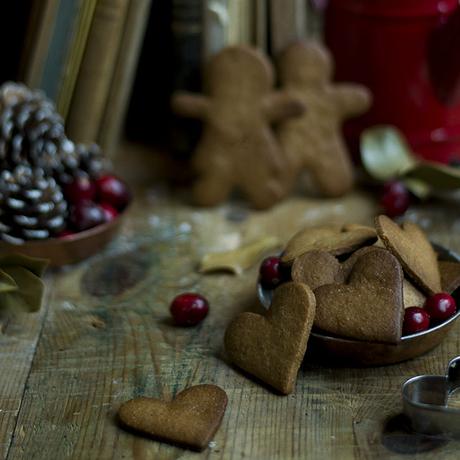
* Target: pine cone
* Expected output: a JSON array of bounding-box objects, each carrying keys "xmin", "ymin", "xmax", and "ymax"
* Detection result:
[
  {"xmin": 0, "ymin": 81, "xmax": 111, "ymax": 187},
  {"xmin": 0, "ymin": 81, "xmax": 45, "ymax": 113},
  {"xmin": 0, "ymin": 165, "xmax": 67, "ymax": 243},
  {"xmin": 77, "ymin": 143, "xmax": 111, "ymax": 178},
  {"xmin": 57, "ymin": 142, "xmax": 111, "ymax": 186},
  {"xmin": 0, "ymin": 94, "xmax": 79, "ymax": 174}
]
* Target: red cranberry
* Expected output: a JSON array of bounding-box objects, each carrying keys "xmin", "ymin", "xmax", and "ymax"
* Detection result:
[
  {"xmin": 64, "ymin": 175, "xmax": 96, "ymax": 205},
  {"xmin": 403, "ymin": 307, "xmax": 430, "ymax": 335},
  {"xmin": 260, "ymin": 256, "xmax": 282, "ymax": 289},
  {"xmin": 69, "ymin": 201, "xmax": 106, "ymax": 232},
  {"xmin": 100, "ymin": 203, "xmax": 118, "ymax": 222},
  {"xmin": 170, "ymin": 293, "xmax": 209, "ymax": 326},
  {"xmin": 424, "ymin": 293, "xmax": 457, "ymax": 320},
  {"xmin": 380, "ymin": 181, "xmax": 411, "ymax": 217},
  {"xmin": 96, "ymin": 175, "xmax": 131, "ymax": 210}
]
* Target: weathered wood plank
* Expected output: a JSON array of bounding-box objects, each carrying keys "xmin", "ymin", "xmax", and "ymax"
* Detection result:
[
  {"xmin": 5, "ymin": 193, "xmax": 460, "ymax": 459},
  {"xmin": 0, "ymin": 281, "xmax": 51, "ymax": 459}
]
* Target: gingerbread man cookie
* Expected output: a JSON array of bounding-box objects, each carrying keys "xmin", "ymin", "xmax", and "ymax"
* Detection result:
[
  {"xmin": 277, "ymin": 41, "xmax": 372, "ymax": 197},
  {"xmin": 172, "ymin": 45, "xmax": 305, "ymax": 209}
]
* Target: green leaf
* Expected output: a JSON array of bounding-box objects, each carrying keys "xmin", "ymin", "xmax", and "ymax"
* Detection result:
[
  {"xmin": 0, "ymin": 254, "xmax": 48, "ymax": 277},
  {"xmin": 402, "ymin": 178, "xmax": 432, "ymax": 200},
  {"xmin": 0, "ymin": 266, "xmax": 45, "ymax": 313},
  {"xmin": 406, "ymin": 162, "xmax": 460, "ymax": 190},
  {"xmin": 360, "ymin": 126, "xmax": 418, "ymax": 181}
]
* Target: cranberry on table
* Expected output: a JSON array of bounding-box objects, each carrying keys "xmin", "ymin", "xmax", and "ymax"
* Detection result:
[
  {"xmin": 96, "ymin": 175, "xmax": 131, "ymax": 210},
  {"xmin": 424, "ymin": 293, "xmax": 457, "ymax": 320},
  {"xmin": 170, "ymin": 293, "xmax": 209, "ymax": 326},
  {"xmin": 380, "ymin": 180, "xmax": 411, "ymax": 218},
  {"xmin": 63, "ymin": 175, "xmax": 96, "ymax": 205},
  {"xmin": 403, "ymin": 307, "xmax": 430, "ymax": 335},
  {"xmin": 100, "ymin": 203, "xmax": 118, "ymax": 222},
  {"xmin": 259, "ymin": 256, "xmax": 282, "ymax": 289},
  {"xmin": 69, "ymin": 201, "xmax": 106, "ymax": 232}
]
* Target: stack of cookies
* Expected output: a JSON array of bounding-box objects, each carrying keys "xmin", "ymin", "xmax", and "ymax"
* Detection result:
[{"xmin": 224, "ymin": 215, "xmax": 460, "ymax": 394}]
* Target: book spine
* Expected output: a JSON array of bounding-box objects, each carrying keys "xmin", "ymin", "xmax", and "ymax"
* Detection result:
[
  {"xmin": 56, "ymin": 0, "xmax": 98, "ymax": 118},
  {"xmin": 39, "ymin": 0, "xmax": 82, "ymax": 101},
  {"xmin": 171, "ymin": 0, "xmax": 203, "ymax": 91},
  {"xmin": 170, "ymin": 0, "xmax": 204, "ymax": 157},
  {"xmin": 21, "ymin": 0, "xmax": 61, "ymax": 88},
  {"xmin": 65, "ymin": 0, "xmax": 130, "ymax": 143},
  {"xmin": 98, "ymin": 0, "xmax": 152, "ymax": 156},
  {"xmin": 237, "ymin": 0, "xmax": 252, "ymax": 45},
  {"xmin": 253, "ymin": 0, "xmax": 268, "ymax": 51},
  {"xmin": 269, "ymin": 0, "xmax": 307, "ymax": 56}
]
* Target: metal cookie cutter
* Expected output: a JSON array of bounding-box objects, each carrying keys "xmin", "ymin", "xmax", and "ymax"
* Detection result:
[{"xmin": 402, "ymin": 356, "xmax": 460, "ymax": 437}]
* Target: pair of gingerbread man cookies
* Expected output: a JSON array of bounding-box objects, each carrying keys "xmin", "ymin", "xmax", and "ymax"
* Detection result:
[{"xmin": 172, "ymin": 42, "xmax": 372, "ymax": 209}]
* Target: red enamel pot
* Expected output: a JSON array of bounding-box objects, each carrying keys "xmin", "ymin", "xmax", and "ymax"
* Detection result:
[{"xmin": 325, "ymin": 0, "xmax": 460, "ymax": 163}]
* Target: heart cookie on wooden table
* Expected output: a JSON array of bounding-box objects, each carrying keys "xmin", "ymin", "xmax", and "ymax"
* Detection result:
[
  {"xmin": 118, "ymin": 385, "xmax": 228, "ymax": 451},
  {"xmin": 281, "ymin": 224, "xmax": 377, "ymax": 264},
  {"xmin": 375, "ymin": 215, "xmax": 441, "ymax": 295},
  {"xmin": 314, "ymin": 248, "xmax": 404, "ymax": 343},
  {"xmin": 224, "ymin": 282, "xmax": 316, "ymax": 394}
]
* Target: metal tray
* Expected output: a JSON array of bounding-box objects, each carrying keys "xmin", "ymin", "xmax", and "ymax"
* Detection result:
[{"xmin": 258, "ymin": 243, "xmax": 460, "ymax": 366}]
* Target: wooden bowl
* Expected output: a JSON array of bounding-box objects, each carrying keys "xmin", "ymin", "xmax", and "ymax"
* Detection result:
[
  {"xmin": 258, "ymin": 243, "xmax": 460, "ymax": 366},
  {"xmin": 0, "ymin": 211, "xmax": 127, "ymax": 267}
]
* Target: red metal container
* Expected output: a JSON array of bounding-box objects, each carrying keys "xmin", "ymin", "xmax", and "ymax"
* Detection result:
[{"xmin": 325, "ymin": 0, "xmax": 460, "ymax": 163}]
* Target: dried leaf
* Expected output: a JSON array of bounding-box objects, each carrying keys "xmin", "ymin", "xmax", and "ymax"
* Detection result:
[
  {"xmin": 0, "ymin": 253, "xmax": 48, "ymax": 277},
  {"xmin": 199, "ymin": 236, "xmax": 280, "ymax": 275},
  {"xmin": 402, "ymin": 177, "xmax": 431, "ymax": 200},
  {"xmin": 0, "ymin": 269, "xmax": 18, "ymax": 293},
  {"xmin": 361, "ymin": 126, "xmax": 418, "ymax": 181},
  {"xmin": 0, "ymin": 266, "xmax": 45, "ymax": 313},
  {"xmin": 0, "ymin": 254, "xmax": 47, "ymax": 314},
  {"xmin": 406, "ymin": 162, "xmax": 460, "ymax": 190}
]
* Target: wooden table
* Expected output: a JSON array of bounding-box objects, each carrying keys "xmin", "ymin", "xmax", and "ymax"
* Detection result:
[{"xmin": 2, "ymin": 187, "xmax": 460, "ymax": 459}]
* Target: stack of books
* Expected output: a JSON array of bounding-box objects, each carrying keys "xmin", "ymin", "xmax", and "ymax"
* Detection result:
[
  {"xmin": 16, "ymin": 0, "xmax": 320, "ymax": 156},
  {"xmin": 20, "ymin": 0, "xmax": 151, "ymax": 156}
]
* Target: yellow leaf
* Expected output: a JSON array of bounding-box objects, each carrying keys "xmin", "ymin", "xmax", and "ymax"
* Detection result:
[{"xmin": 199, "ymin": 236, "xmax": 280, "ymax": 275}]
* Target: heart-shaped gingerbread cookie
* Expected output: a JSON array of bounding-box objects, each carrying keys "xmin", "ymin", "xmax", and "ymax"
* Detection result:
[
  {"xmin": 281, "ymin": 224, "xmax": 376, "ymax": 264},
  {"xmin": 314, "ymin": 247, "xmax": 404, "ymax": 343},
  {"xmin": 375, "ymin": 215, "xmax": 441, "ymax": 295},
  {"xmin": 118, "ymin": 385, "xmax": 228, "ymax": 451},
  {"xmin": 291, "ymin": 250, "xmax": 345, "ymax": 289},
  {"xmin": 224, "ymin": 282, "xmax": 315, "ymax": 394},
  {"xmin": 292, "ymin": 247, "xmax": 425, "ymax": 309},
  {"xmin": 291, "ymin": 246, "xmax": 377, "ymax": 287}
]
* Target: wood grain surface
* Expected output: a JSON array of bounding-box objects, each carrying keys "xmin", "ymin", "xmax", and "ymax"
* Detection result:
[{"xmin": 2, "ymin": 188, "xmax": 460, "ymax": 459}]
